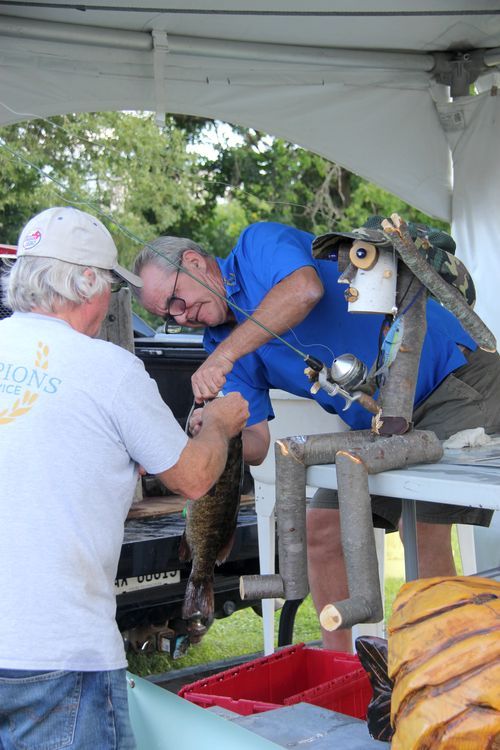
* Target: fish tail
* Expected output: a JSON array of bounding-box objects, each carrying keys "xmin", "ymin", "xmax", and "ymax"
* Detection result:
[{"xmin": 182, "ymin": 575, "xmax": 214, "ymax": 621}]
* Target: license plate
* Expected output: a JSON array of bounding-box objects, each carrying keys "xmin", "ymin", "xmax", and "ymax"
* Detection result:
[{"xmin": 115, "ymin": 570, "xmax": 180, "ymax": 594}]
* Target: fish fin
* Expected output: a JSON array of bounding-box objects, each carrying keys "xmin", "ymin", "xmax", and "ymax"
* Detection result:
[
  {"xmin": 215, "ymin": 530, "xmax": 236, "ymax": 566},
  {"xmin": 182, "ymin": 576, "xmax": 214, "ymax": 621},
  {"xmin": 178, "ymin": 532, "xmax": 192, "ymax": 563},
  {"xmin": 215, "ymin": 453, "xmax": 241, "ymax": 567}
]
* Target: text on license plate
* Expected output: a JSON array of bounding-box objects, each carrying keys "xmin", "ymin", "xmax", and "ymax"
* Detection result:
[{"xmin": 115, "ymin": 570, "xmax": 180, "ymax": 594}]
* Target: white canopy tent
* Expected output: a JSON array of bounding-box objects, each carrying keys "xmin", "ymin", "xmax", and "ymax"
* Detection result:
[{"xmin": 0, "ymin": 1, "xmax": 499, "ymax": 339}]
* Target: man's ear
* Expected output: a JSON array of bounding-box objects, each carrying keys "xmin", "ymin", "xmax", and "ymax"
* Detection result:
[
  {"xmin": 182, "ymin": 250, "xmax": 206, "ymax": 272},
  {"xmin": 82, "ymin": 267, "xmax": 97, "ymax": 300},
  {"xmin": 83, "ymin": 267, "xmax": 96, "ymax": 282}
]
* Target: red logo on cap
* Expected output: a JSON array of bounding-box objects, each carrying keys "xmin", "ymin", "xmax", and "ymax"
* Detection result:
[{"xmin": 23, "ymin": 230, "xmax": 42, "ymax": 250}]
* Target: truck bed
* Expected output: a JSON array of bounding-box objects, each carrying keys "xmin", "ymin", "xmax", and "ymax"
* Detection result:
[
  {"xmin": 116, "ymin": 490, "xmax": 263, "ymax": 653},
  {"xmin": 119, "ymin": 496, "xmax": 258, "ymax": 578}
]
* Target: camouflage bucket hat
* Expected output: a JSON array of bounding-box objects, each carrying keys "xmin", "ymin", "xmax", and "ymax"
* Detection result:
[{"xmin": 313, "ymin": 215, "xmax": 476, "ymax": 308}]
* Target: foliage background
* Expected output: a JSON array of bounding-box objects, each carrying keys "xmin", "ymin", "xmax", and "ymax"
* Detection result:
[{"xmin": 1, "ymin": 111, "xmax": 448, "ymax": 326}]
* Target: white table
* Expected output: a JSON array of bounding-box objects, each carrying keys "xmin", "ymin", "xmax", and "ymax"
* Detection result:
[{"xmin": 307, "ymin": 442, "xmax": 500, "ymax": 581}]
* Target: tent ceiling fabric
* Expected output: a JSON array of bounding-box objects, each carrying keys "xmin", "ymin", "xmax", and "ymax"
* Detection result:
[
  {"xmin": 1, "ymin": 2, "xmax": 499, "ymax": 216},
  {"xmin": 0, "ymin": 2, "xmax": 500, "ymax": 339},
  {"xmin": 1, "ymin": 1, "xmax": 500, "ymax": 49}
]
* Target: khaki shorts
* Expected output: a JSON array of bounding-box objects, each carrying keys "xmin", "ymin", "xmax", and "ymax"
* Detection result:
[{"xmin": 309, "ymin": 347, "xmax": 500, "ymax": 530}]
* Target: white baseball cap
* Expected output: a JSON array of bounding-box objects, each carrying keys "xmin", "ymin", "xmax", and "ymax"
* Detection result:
[{"xmin": 17, "ymin": 206, "xmax": 143, "ymax": 288}]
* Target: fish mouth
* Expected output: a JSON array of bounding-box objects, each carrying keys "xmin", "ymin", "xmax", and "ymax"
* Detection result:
[{"xmin": 186, "ymin": 611, "xmax": 210, "ymax": 641}]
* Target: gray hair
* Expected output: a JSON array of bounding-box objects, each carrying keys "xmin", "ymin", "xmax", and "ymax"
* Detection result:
[
  {"xmin": 132, "ymin": 236, "xmax": 208, "ymax": 300},
  {"xmin": 2, "ymin": 256, "xmax": 113, "ymax": 313}
]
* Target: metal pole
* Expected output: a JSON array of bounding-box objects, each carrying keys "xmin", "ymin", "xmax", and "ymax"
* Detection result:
[{"xmin": 401, "ymin": 499, "xmax": 419, "ymax": 581}]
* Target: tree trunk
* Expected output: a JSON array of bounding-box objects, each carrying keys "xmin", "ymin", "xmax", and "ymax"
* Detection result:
[{"xmin": 376, "ymin": 264, "xmax": 427, "ymax": 435}]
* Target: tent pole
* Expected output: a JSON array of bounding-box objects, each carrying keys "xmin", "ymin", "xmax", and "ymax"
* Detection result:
[{"xmin": 0, "ymin": 14, "xmax": 435, "ymax": 72}]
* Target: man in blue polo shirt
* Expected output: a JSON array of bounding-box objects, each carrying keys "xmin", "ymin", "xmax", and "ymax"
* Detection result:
[{"xmin": 134, "ymin": 221, "xmax": 500, "ymax": 650}]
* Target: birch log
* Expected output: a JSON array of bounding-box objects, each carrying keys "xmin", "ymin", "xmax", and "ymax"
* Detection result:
[
  {"xmin": 320, "ymin": 431, "xmax": 442, "ymax": 630},
  {"xmin": 241, "ymin": 431, "xmax": 441, "ymax": 609},
  {"xmin": 321, "ymin": 449, "xmax": 383, "ymax": 629},
  {"xmin": 376, "ymin": 264, "xmax": 427, "ymax": 435},
  {"xmin": 382, "ymin": 214, "xmax": 496, "ymax": 352}
]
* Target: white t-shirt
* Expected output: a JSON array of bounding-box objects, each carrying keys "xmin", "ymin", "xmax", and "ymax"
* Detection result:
[{"xmin": 0, "ymin": 312, "xmax": 188, "ymax": 671}]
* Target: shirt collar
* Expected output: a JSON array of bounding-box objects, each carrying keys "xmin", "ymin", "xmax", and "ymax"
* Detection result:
[
  {"xmin": 13, "ymin": 311, "xmax": 72, "ymax": 329},
  {"xmin": 217, "ymin": 254, "xmax": 241, "ymax": 297}
]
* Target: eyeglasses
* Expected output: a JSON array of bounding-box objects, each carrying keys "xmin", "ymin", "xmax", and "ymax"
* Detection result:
[
  {"xmin": 111, "ymin": 279, "xmax": 127, "ymax": 293},
  {"xmin": 165, "ymin": 265, "xmax": 187, "ymax": 320}
]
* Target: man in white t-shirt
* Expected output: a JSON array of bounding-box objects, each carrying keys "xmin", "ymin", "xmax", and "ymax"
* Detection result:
[{"xmin": 0, "ymin": 207, "xmax": 248, "ymax": 749}]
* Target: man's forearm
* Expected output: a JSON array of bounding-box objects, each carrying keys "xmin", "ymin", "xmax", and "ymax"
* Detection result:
[
  {"xmin": 157, "ymin": 428, "xmax": 229, "ymax": 499},
  {"xmin": 218, "ymin": 266, "xmax": 323, "ymax": 363},
  {"xmin": 191, "ymin": 266, "xmax": 323, "ymax": 403},
  {"xmin": 159, "ymin": 392, "xmax": 248, "ymax": 496}
]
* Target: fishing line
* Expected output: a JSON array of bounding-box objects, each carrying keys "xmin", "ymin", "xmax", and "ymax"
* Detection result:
[
  {"xmin": 0, "ymin": 137, "xmax": 311, "ymax": 362},
  {"xmin": 185, "ymin": 399, "xmax": 197, "ymax": 437},
  {"xmin": 0, "ymin": 102, "xmax": 338, "ymax": 224},
  {"xmin": 373, "ymin": 285, "xmax": 426, "ymax": 386},
  {"xmin": 201, "ymin": 293, "xmax": 336, "ymax": 362},
  {"xmin": 400, "ymin": 284, "xmax": 424, "ymax": 316},
  {"xmin": 285, "ymin": 328, "xmax": 335, "ymax": 362}
]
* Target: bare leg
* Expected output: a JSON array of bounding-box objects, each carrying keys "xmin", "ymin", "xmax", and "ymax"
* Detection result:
[
  {"xmin": 399, "ymin": 520, "xmax": 456, "ymax": 577},
  {"xmin": 306, "ymin": 507, "xmax": 353, "ymax": 652},
  {"xmin": 417, "ymin": 521, "xmax": 456, "ymax": 577}
]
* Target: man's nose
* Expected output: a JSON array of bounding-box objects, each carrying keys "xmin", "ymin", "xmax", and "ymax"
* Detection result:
[{"xmin": 175, "ymin": 307, "xmax": 193, "ymax": 326}]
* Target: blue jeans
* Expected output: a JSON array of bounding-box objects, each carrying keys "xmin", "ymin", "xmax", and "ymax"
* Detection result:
[{"xmin": 0, "ymin": 668, "xmax": 136, "ymax": 750}]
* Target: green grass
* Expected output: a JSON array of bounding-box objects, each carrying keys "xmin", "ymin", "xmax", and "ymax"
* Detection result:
[{"xmin": 127, "ymin": 528, "xmax": 463, "ymax": 677}]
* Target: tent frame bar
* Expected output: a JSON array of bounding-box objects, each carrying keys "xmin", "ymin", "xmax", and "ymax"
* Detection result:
[{"xmin": 0, "ymin": 13, "xmax": 436, "ymax": 72}]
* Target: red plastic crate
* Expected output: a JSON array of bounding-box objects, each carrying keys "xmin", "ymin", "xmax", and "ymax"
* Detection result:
[{"xmin": 178, "ymin": 643, "xmax": 372, "ymax": 719}]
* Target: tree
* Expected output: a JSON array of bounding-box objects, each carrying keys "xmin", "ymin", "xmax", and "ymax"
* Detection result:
[
  {"xmin": 0, "ymin": 112, "xmax": 201, "ymax": 264},
  {"xmin": 1, "ymin": 110, "xmax": 449, "ymax": 329},
  {"xmin": 183, "ymin": 119, "xmax": 449, "ymax": 255},
  {"xmin": 1, "ymin": 111, "xmax": 448, "ymax": 251}
]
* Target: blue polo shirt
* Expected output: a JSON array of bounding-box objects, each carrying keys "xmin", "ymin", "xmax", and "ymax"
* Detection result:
[{"xmin": 203, "ymin": 222, "xmax": 476, "ymax": 430}]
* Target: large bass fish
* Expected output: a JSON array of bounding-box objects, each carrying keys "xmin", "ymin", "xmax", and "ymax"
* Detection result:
[{"xmin": 179, "ymin": 433, "xmax": 243, "ymax": 635}]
